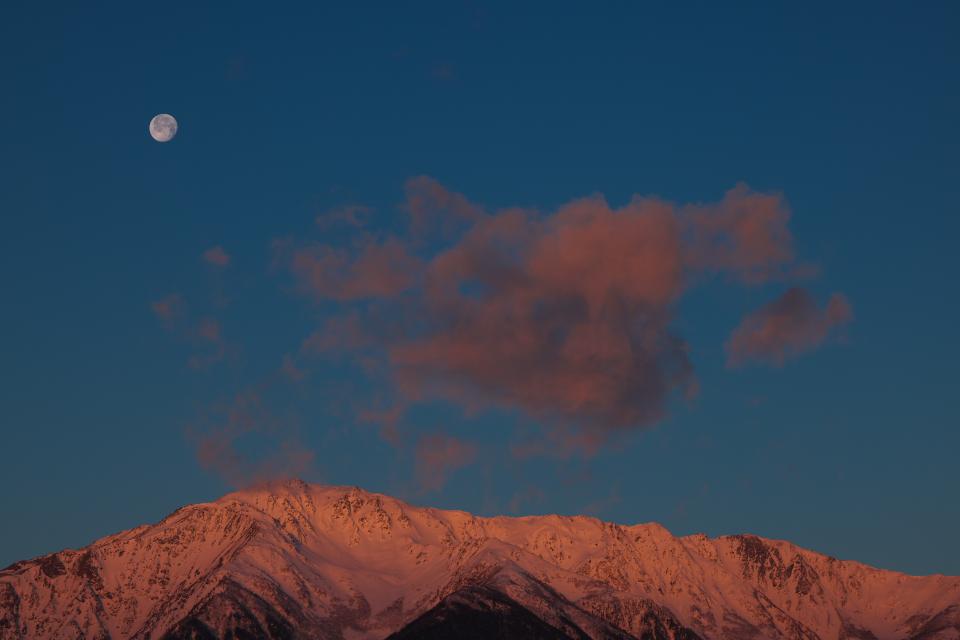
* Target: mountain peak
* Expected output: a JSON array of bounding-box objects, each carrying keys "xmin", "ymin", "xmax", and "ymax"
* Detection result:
[{"xmin": 1, "ymin": 483, "xmax": 957, "ymax": 640}]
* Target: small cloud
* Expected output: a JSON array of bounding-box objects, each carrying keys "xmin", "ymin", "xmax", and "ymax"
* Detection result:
[
  {"xmin": 726, "ymin": 287, "xmax": 853, "ymax": 367},
  {"xmin": 301, "ymin": 312, "xmax": 372, "ymax": 354},
  {"xmin": 358, "ymin": 404, "xmax": 406, "ymax": 446},
  {"xmin": 403, "ymin": 175, "xmax": 484, "ymax": 238},
  {"xmin": 414, "ymin": 433, "xmax": 476, "ymax": 493},
  {"xmin": 316, "ymin": 204, "xmax": 373, "ymax": 229},
  {"xmin": 187, "ymin": 348, "xmax": 225, "ymax": 370},
  {"xmin": 202, "ymin": 245, "xmax": 231, "ymax": 268},
  {"xmin": 281, "ymin": 354, "xmax": 306, "ymax": 382},
  {"xmin": 195, "ymin": 317, "xmax": 222, "ymax": 343},
  {"xmin": 150, "ymin": 293, "xmax": 184, "ymax": 326},
  {"xmin": 283, "ymin": 239, "xmax": 421, "ymax": 301},
  {"xmin": 191, "ymin": 387, "xmax": 315, "ymax": 488},
  {"xmin": 431, "ymin": 62, "xmax": 457, "ymax": 81},
  {"xmin": 186, "ymin": 317, "xmax": 226, "ymax": 369},
  {"xmin": 151, "ymin": 294, "xmax": 227, "ymax": 369},
  {"xmin": 508, "ymin": 486, "xmax": 546, "ymax": 514},
  {"xmin": 683, "ymin": 183, "xmax": 796, "ymax": 284},
  {"xmin": 582, "ymin": 484, "xmax": 621, "ymax": 517}
]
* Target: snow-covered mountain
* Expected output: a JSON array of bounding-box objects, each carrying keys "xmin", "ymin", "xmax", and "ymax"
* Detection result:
[{"xmin": 1, "ymin": 480, "xmax": 957, "ymax": 639}]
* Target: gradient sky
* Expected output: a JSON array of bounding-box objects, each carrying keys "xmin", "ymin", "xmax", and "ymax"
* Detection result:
[{"xmin": 2, "ymin": 2, "xmax": 958, "ymax": 576}]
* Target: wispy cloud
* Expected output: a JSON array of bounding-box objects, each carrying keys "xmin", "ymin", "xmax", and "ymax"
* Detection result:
[
  {"xmin": 281, "ymin": 238, "xmax": 421, "ymax": 301},
  {"xmin": 202, "ymin": 245, "xmax": 231, "ymax": 268},
  {"xmin": 726, "ymin": 287, "xmax": 853, "ymax": 367},
  {"xmin": 150, "ymin": 293, "xmax": 185, "ymax": 326},
  {"xmin": 190, "ymin": 382, "xmax": 316, "ymax": 488},
  {"xmin": 414, "ymin": 433, "xmax": 477, "ymax": 492},
  {"xmin": 150, "ymin": 296, "xmax": 227, "ymax": 370},
  {"xmin": 316, "ymin": 204, "xmax": 374, "ymax": 229}
]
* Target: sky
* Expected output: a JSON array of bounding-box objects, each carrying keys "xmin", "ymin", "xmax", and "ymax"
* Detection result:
[{"xmin": 1, "ymin": 2, "xmax": 958, "ymax": 576}]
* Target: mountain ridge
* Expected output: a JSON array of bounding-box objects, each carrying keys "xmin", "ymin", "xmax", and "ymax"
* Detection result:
[{"xmin": 1, "ymin": 480, "xmax": 957, "ymax": 639}]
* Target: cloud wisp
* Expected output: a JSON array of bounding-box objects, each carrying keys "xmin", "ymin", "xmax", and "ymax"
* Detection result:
[
  {"xmin": 414, "ymin": 433, "xmax": 477, "ymax": 493},
  {"xmin": 203, "ymin": 245, "xmax": 232, "ymax": 268},
  {"xmin": 149, "ymin": 294, "xmax": 227, "ymax": 370},
  {"xmin": 726, "ymin": 287, "xmax": 853, "ymax": 367},
  {"xmin": 190, "ymin": 384, "xmax": 315, "ymax": 488}
]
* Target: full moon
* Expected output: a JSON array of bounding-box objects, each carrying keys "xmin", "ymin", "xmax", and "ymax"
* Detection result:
[{"xmin": 149, "ymin": 114, "xmax": 178, "ymax": 142}]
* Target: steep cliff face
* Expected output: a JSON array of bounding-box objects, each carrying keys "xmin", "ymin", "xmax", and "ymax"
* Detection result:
[{"xmin": 1, "ymin": 481, "xmax": 957, "ymax": 639}]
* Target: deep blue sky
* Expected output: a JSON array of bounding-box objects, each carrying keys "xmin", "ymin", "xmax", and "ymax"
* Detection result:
[{"xmin": 1, "ymin": 2, "xmax": 958, "ymax": 575}]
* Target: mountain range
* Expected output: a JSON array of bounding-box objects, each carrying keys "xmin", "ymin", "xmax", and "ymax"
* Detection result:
[{"xmin": 1, "ymin": 480, "xmax": 957, "ymax": 639}]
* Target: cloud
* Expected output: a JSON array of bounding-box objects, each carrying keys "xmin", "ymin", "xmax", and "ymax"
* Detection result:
[
  {"xmin": 150, "ymin": 293, "xmax": 184, "ymax": 325},
  {"xmin": 682, "ymin": 184, "xmax": 796, "ymax": 283},
  {"xmin": 151, "ymin": 295, "xmax": 227, "ymax": 369},
  {"xmin": 187, "ymin": 317, "xmax": 226, "ymax": 369},
  {"xmin": 195, "ymin": 317, "xmax": 221, "ymax": 342},
  {"xmin": 389, "ymin": 193, "xmax": 696, "ymax": 432},
  {"xmin": 582, "ymin": 483, "xmax": 622, "ymax": 517},
  {"xmin": 301, "ymin": 312, "xmax": 370, "ymax": 354},
  {"xmin": 316, "ymin": 204, "xmax": 373, "ymax": 229},
  {"xmin": 431, "ymin": 62, "xmax": 457, "ymax": 81},
  {"xmin": 191, "ymin": 385, "xmax": 315, "ymax": 488},
  {"xmin": 726, "ymin": 287, "xmax": 853, "ymax": 367},
  {"xmin": 414, "ymin": 433, "xmax": 477, "ymax": 492},
  {"xmin": 357, "ymin": 404, "xmax": 407, "ymax": 446},
  {"xmin": 282, "ymin": 177, "xmax": 839, "ymax": 446},
  {"xmin": 404, "ymin": 175, "xmax": 484, "ymax": 239},
  {"xmin": 202, "ymin": 245, "xmax": 231, "ymax": 268},
  {"xmin": 186, "ymin": 317, "xmax": 227, "ymax": 369},
  {"xmin": 508, "ymin": 486, "xmax": 546, "ymax": 514},
  {"xmin": 283, "ymin": 238, "xmax": 422, "ymax": 301},
  {"xmin": 280, "ymin": 354, "xmax": 306, "ymax": 382}
]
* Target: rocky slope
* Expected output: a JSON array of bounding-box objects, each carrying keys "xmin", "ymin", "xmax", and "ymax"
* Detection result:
[{"xmin": 1, "ymin": 481, "xmax": 957, "ymax": 639}]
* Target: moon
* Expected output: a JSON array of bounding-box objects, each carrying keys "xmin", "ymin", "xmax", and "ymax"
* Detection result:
[{"xmin": 149, "ymin": 114, "xmax": 178, "ymax": 142}]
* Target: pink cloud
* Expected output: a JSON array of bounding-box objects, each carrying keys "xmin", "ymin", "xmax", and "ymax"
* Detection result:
[
  {"xmin": 414, "ymin": 433, "xmax": 477, "ymax": 492},
  {"xmin": 281, "ymin": 177, "xmax": 843, "ymax": 446},
  {"xmin": 726, "ymin": 287, "xmax": 853, "ymax": 367},
  {"xmin": 404, "ymin": 175, "xmax": 484, "ymax": 239},
  {"xmin": 191, "ymin": 386, "xmax": 315, "ymax": 488},
  {"xmin": 195, "ymin": 317, "xmax": 221, "ymax": 342},
  {"xmin": 301, "ymin": 312, "xmax": 374, "ymax": 355},
  {"xmin": 508, "ymin": 486, "xmax": 546, "ymax": 514},
  {"xmin": 202, "ymin": 245, "xmax": 231, "ymax": 268},
  {"xmin": 357, "ymin": 404, "xmax": 406, "ymax": 446},
  {"xmin": 151, "ymin": 295, "xmax": 227, "ymax": 369},
  {"xmin": 186, "ymin": 318, "xmax": 226, "ymax": 369},
  {"xmin": 683, "ymin": 184, "xmax": 794, "ymax": 283},
  {"xmin": 281, "ymin": 354, "xmax": 306, "ymax": 382},
  {"xmin": 316, "ymin": 204, "xmax": 373, "ymax": 229},
  {"xmin": 389, "ymin": 192, "xmax": 696, "ymax": 432},
  {"xmin": 285, "ymin": 238, "xmax": 422, "ymax": 301},
  {"xmin": 150, "ymin": 293, "xmax": 184, "ymax": 325}
]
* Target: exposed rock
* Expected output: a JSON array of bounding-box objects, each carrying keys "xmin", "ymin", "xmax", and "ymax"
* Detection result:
[{"xmin": 0, "ymin": 481, "xmax": 957, "ymax": 639}]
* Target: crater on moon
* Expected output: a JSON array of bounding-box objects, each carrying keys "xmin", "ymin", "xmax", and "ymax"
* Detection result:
[{"xmin": 149, "ymin": 114, "xmax": 178, "ymax": 142}]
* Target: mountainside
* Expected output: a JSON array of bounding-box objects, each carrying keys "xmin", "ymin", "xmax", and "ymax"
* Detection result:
[{"xmin": 1, "ymin": 481, "xmax": 957, "ymax": 640}]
